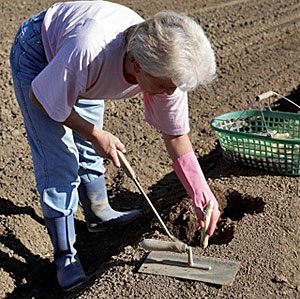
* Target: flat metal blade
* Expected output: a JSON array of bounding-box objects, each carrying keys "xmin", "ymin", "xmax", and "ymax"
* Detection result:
[{"xmin": 139, "ymin": 251, "xmax": 239, "ymax": 285}]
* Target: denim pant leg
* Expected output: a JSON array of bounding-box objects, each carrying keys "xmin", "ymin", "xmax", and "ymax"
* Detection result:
[
  {"xmin": 10, "ymin": 11, "xmax": 81, "ymax": 218},
  {"xmin": 73, "ymin": 99, "xmax": 106, "ymax": 184}
]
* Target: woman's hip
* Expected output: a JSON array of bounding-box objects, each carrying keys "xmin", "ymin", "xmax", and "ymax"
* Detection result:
[{"xmin": 10, "ymin": 10, "xmax": 48, "ymax": 82}]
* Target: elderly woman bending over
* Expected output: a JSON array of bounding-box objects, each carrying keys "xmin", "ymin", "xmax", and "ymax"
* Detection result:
[{"xmin": 10, "ymin": 1, "xmax": 220, "ymax": 291}]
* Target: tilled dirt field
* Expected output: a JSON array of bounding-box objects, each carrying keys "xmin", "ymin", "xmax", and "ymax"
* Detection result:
[{"xmin": 0, "ymin": 0, "xmax": 300, "ymax": 298}]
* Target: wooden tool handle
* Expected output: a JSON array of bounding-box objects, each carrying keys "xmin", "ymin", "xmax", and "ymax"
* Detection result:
[
  {"xmin": 141, "ymin": 239, "xmax": 188, "ymax": 253},
  {"xmin": 117, "ymin": 150, "xmax": 136, "ymax": 179}
]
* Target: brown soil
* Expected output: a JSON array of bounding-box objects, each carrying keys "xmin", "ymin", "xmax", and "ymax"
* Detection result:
[{"xmin": 1, "ymin": 0, "xmax": 300, "ymax": 298}]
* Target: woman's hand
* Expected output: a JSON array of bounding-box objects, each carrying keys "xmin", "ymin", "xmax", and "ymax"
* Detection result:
[
  {"xmin": 90, "ymin": 127, "xmax": 126, "ymax": 167},
  {"xmin": 61, "ymin": 110, "xmax": 125, "ymax": 167},
  {"xmin": 29, "ymin": 87, "xmax": 126, "ymax": 167}
]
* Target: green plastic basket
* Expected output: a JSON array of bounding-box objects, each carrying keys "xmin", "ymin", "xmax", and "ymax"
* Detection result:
[{"xmin": 211, "ymin": 108, "xmax": 300, "ymax": 176}]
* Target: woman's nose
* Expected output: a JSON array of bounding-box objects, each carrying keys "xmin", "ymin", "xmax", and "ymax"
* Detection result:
[{"xmin": 166, "ymin": 87, "xmax": 176, "ymax": 95}]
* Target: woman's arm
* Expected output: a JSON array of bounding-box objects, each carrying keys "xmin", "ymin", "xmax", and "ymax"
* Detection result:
[
  {"xmin": 162, "ymin": 132, "xmax": 220, "ymax": 236},
  {"xmin": 29, "ymin": 87, "xmax": 125, "ymax": 167},
  {"xmin": 162, "ymin": 133, "xmax": 193, "ymax": 162}
]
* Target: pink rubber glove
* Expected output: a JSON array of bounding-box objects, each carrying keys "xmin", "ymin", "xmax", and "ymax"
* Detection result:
[{"xmin": 172, "ymin": 151, "xmax": 220, "ymax": 236}]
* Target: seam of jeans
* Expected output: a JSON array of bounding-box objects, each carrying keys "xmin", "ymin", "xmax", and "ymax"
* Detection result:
[{"xmin": 17, "ymin": 77, "xmax": 50, "ymax": 191}]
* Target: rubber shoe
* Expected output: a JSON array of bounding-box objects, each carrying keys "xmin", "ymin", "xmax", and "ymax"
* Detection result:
[
  {"xmin": 87, "ymin": 209, "xmax": 142, "ymax": 233},
  {"xmin": 57, "ymin": 256, "xmax": 87, "ymax": 292}
]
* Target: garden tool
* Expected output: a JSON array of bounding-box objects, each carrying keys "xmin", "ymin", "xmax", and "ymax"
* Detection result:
[{"xmin": 117, "ymin": 150, "xmax": 239, "ymax": 285}]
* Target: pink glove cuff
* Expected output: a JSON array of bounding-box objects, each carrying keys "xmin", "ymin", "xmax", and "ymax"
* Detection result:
[
  {"xmin": 172, "ymin": 151, "xmax": 220, "ymax": 235},
  {"xmin": 172, "ymin": 152, "xmax": 212, "ymax": 207}
]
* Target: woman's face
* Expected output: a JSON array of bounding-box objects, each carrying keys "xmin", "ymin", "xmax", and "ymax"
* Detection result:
[{"xmin": 133, "ymin": 62, "xmax": 177, "ymax": 96}]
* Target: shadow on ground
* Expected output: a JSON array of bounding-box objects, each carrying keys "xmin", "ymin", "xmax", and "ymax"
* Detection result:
[
  {"xmin": 272, "ymin": 84, "xmax": 300, "ymax": 112},
  {"xmin": 0, "ymin": 199, "xmax": 54, "ymax": 299},
  {"xmin": 0, "ymin": 188, "xmax": 161, "ymax": 298}
]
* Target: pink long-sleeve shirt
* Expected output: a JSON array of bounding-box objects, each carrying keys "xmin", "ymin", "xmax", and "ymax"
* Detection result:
[{"xmin": 32, "ymin": 0, "xmax": 190, "ymax": 135}]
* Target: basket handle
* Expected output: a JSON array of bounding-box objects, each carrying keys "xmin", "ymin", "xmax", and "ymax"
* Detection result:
[
  {"xmin": 227, "ymin": 91, "xmax": 300, "ymax": 136},
  {"xmin": 256, "ymin": 91, "xmax": 274, "ymax": 101},
  {"xmin": 256, "ymin": 91, "xmax": 300, "ymax": 110}
]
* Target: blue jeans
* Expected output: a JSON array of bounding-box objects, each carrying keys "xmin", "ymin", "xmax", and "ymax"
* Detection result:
[{"xmin": 10, "ymin": 11, "xmax": 106, "ymax": 218}]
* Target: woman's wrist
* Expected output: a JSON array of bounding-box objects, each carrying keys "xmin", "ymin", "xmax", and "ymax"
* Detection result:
[
  {"xmin": 88, "ymin": 126, "xmax": 102, "ymax": 142},
  {"xmin": 62, "ymin": 110, "xmax": 96, "ymax": 141}
]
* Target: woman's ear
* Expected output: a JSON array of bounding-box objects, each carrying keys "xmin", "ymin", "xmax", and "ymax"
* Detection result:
[{"xmin": 133, "ymin": 60, "xmax": 140, "ymax": 73}]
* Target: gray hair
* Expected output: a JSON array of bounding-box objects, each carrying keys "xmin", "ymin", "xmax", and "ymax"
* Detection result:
[{"xmin": 126, "ymin": 11, "xmax": 216, "ymax": 91}]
